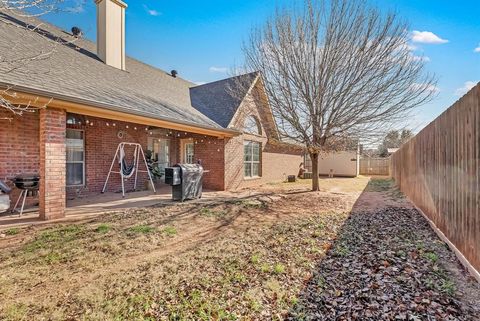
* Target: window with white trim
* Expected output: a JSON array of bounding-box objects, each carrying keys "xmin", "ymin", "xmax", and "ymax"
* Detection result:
[
  {"xmin": 304, "ymin": 153, "xmax": 312, "ymax": 172},
  {"xmin": 184, "ymin": 142, "xmax": 195, "ymax": 164},
  {"xmin": 66, "ymin": 129, "xmax": 85, "ymax": 186},
  {"xmin": 244, "ymin": 141, "xmax": 261, "ymax": 178}
]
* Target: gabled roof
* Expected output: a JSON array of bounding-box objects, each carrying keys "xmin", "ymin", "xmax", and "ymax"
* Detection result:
[
  {"xmin": 190, "ymin": 72, "xmax": 259, "ymax": 128},
  {"xmin": 0, "ymin": 11, "xmax": 224, "ymax": 131}
]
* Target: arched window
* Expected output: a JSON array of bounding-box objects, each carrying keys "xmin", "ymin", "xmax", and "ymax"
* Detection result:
[{"xmin": 243, "ymin": 115, "xmax": 261, "ymax": 135}]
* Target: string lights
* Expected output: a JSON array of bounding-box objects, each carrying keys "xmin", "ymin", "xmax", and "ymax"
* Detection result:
[{"xmin": 73, "ymin": 120, "xmax": 225, "ymax": 154}]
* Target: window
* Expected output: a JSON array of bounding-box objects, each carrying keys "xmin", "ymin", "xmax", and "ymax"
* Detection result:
[
  {"xmin": 66, "ymin": 129, "xmax": 85, "ymax": 186},
  {"xmin": 304, "ymin": 153, "xmax": 312, "ymax": 172},
  {"xmin": 244, "ymin": 141, "xmax": 261, "ymax": 177},
  {"xmin": 184, "ymin": 142, "xmax": 194, "ymax": 164},
  {"xmin": 243, "ymin": 115, "xmax": 261, "ymax": 135},
  {"xmin": 66, "ymin": 113, "xmax": 84, "ymax": 126}
]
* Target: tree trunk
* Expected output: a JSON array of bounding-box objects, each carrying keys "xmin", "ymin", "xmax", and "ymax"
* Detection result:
[{"xmin": 311, "ymin": 152, "xmax": 319, "ymax": 191}]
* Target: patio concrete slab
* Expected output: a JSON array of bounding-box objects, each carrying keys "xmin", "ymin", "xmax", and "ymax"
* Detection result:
[{"xmin": 0, "ymin": 186, "xmax": 264, "ymax": 230}]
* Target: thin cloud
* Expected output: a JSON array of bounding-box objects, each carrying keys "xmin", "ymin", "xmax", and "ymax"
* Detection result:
[
  {"xmin": 143, "ymin": 5, "xmax": 161, "ymax": 16},
  {"xmin": 454, "ymin": 81, "xmax": 478, "ymax": 96},
  {"xmin": 66, "ymin": 0, "xmax": 85, "ymax": 13},
  {"xmin": 395, "ymin": 41, "xmax": 417, "ymax": 52},
  {"xmin": 411, "ymin": 83, "xmax": 440, "ymax": 93},
  {"xmin": 407, "ymin": 44, "xmax": 417, "ymax": 51},
  {"xmin": 412, "ymin": 55, "xmax": 430, "ymax": 62},
  {"xmin": 209, "ymin": 66, "xmax": 228, "ymax": 73},
  {"xmin": 411, "ymin": 31, "xmax": 448, "ymax": 44},
  {"xmin": 474, "ymin": 44, "xmax": 480, "ymax": 53}
]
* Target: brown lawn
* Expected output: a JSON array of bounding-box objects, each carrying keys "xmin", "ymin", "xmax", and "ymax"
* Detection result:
[{"xmin": 0, "ymin": 177, "xmax": 478, "ymax": 320}]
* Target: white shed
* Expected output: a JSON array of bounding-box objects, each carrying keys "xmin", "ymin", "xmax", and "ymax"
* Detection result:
[
  {"xmin": 303, "ymin": 150, "xmax": 360, "ymax": 177},
  {"xmin": 317, "ymin": 151, "xmax": 360, "ymax": 177}
]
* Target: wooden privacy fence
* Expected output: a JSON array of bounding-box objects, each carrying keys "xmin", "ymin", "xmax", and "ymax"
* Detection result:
[
  {"xmin": 360, "ymin": 157, "xmax": 390, "ymax": 175},
  {"xmin": 391, "ymin": 84, "xmax": 480, "ymax": 274}
]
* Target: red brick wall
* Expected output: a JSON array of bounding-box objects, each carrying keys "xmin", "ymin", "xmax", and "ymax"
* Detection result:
[
  {"xmin": 66, "ymin": 116, "xmax": 152, "ymax": 198},
  {"xmin": 225, "ymin": 135, "xmax": 303, "ymax": 190},
  {"xmin": 1, "ymin": 96, "xmax": 302, "ymax": 214},
  {"xmin": 192, "ymin": 135, "xmax": 225, "ymax": 190},
  {"xmin": 262, "ymin": 144, "xmax": 304, "ymax": 184},
  {"xmin": 39, "ymin": 108, "xmax": 66, "ymax": 220},
  {"xmin": 0, "ymin": 110, "xmax": 40, "ymax": 208},
  {"xmin": 66, "ymin": 117, "xmax": 226, "ymax": 198},
  {"xmin": 224, "ymin": 79, "xmax": 304, "ymax": 190},
  {"xmin": 168, "ymin": 132, "xmax": 225, "ymax": 190},
  {"xmin": 1, "ymin": 100, "xmax": 302, "ymax": 217}
]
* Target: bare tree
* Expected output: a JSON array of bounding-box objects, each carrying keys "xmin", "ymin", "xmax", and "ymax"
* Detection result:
[
  {"xmin": 378, "ymin": 128, "xmax": 413, "ymax": 157},
  {"xmin": 0, "ymin": 0, "xmax": 84, "ymax": 119},
  {"xmin": 242, "ymin": 0, "xmax": 436, "ymax": 191}
]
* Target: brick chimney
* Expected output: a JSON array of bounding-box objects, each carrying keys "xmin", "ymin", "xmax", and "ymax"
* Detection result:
[{"xmin": 95, "ymin": 0, "xmax": 127, "ymax": 70}]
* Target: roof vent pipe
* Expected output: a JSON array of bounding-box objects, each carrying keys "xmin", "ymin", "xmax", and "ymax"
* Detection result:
[{"xmin": 71, "ymin": 26, "xmax": 82, "ymax": 37}]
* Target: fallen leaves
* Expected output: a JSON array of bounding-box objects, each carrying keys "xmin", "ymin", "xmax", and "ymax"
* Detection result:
[{"xmin": 287, "ymin": 207, "xmax": 480, "ymax": 321}]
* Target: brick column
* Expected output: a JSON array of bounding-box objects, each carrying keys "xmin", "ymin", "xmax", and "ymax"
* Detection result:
[{"xmin": 39, "ymin": 108, "xmax": 66, "ymax": 220}]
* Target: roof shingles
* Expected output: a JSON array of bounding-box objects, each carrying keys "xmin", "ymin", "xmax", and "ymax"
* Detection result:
[
  {"xmin": 189, "ymin": 72, "xmax": 259, "ymax": 128},
  {"xmin": 0, "ymin": 12, "xmax": 222, "ymax": 130}
]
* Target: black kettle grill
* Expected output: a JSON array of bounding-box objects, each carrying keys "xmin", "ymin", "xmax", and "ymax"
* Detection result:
[{"xmin": 11, "ymin": 174, "xmax": 40, "ymax": 216}]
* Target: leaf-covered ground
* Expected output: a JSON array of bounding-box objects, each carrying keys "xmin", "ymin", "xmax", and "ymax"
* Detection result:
[
  {"xmin": 288, "ymin": 182, "xmax": 480, "ymax": 321},
  {"xmin": 0, "ymin": 177, "xmax": 479, "ymax": 320}
]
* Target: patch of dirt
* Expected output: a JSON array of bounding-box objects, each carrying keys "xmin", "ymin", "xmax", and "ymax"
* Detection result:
[{"xmin": 351, "ymin": 177, "xmax": 413, "ymax": 212}]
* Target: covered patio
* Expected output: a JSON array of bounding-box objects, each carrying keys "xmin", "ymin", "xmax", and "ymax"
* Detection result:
[{"xmin": 0, "ymin": 102, "xmax": 234, "ymax": 222}]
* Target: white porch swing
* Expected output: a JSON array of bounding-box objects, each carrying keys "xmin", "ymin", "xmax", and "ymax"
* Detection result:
[{"xmin": 102, "ymin": 142, "xmax": 156, "ymax": 197}]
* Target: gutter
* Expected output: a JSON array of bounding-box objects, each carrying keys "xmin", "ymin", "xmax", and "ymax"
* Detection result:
[{"xmin": 0, "ymin": 81, "xmax": 240, "ymax": 137}]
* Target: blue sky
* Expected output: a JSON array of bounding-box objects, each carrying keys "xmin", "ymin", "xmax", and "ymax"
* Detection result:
[{"xmin": 43, "ymin": 0, "xmax": 480, "ymax": 131}]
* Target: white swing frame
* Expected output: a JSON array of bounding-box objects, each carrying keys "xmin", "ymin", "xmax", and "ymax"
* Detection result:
[{"xmin": 102, "ymin": 142, "xmax": 156, "ymax": 197}]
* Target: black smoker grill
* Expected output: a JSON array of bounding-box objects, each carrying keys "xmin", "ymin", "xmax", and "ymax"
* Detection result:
[
  {"xmin": 12, "ymin": 174, "xmax": 40, "ymax": 216},
  {"xmin": 165, "ymin": 164, "xmax": 203, "ymax": 201}
]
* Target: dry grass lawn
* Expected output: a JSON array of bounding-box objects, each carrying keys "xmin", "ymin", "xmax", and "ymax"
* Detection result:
[
  {"xmin": 1, "ymin": 176, "xmax": 477, "ymax": 320},
  {"xmin": 0, "ymin": 177, "xmax": 368, "ymax": 320}
]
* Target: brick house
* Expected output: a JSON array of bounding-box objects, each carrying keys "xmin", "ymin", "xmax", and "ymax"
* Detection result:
[{"xmin": 0, "ymin": 0, "xmax": 304, "ymax": 220}]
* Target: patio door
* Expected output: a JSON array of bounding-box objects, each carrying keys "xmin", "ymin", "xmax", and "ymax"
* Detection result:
[
  {"xmin": 157, "ymin": 139, "xmax": 170, "ymax": 175},
  {"xmin": 151, "ymin": 138, "xmax": 170, "ymax": 176},
  {"xmin": 181, "ymin": 138, "xmax": 195, "ymax": 164}
]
